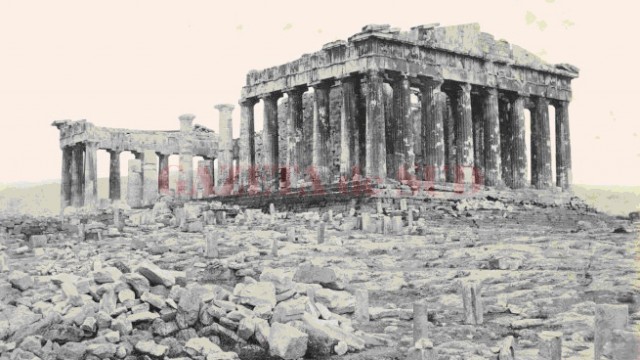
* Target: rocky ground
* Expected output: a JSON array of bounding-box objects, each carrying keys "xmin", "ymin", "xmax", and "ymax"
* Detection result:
[{"xmin": 0, "ymin": 190, "xmax": 638, "ymax": 360}]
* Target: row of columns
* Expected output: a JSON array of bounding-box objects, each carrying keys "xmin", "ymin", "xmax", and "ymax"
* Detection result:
[
  {"xmin": 238, "ymin": 71, "xmax": 572, "ymax": 192},
  {"xmin": 60, "ymin": 106, "xmax": 236, "ymax": 209}
]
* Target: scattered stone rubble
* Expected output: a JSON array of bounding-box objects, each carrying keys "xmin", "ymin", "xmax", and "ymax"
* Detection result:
[{"xmin": 0, "ymin": 191, "xmax": 638, "ymax": 359}]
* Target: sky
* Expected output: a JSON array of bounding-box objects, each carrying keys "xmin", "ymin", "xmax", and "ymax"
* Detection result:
[{"xmin": 0, "ymin": 0, "xmax": 638, "ymax": 186}]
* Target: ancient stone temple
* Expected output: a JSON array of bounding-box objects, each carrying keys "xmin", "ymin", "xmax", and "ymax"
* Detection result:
[
  {"xmin": 52, "ymin": 107, "xmax": 238, "ymax": 209},
  {"xmin": 238, "ymin": 23, "xmax": 578, "ymax": 192},
  {"xmin": 54, "ymin": 23, "xmax": 579, "ymax": 209}
]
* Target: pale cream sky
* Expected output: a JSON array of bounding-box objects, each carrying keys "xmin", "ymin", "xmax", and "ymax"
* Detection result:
[{"xmin": 0, "ymin": 0, "xmax": 638, "ymax": 186}]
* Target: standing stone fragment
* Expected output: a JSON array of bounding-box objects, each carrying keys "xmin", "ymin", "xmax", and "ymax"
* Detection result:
[
  {"xmin": 537, "ymin": 331, "xmax": 562, "ymax": 360},
  {"xmin": 127, "ymin": 159, "xmax": 143, "ymax": 208},
  {"xmin": 317, "ymin": 223, "xmax": 325, "ymax": 244},
  {"xmin": 354, "ymin": 287, "xmax": 369, "ymax": 324},
  {"xmin": 413, "ymin": 301, "xmax": 429, "ymax": 345},
  {"xmin": 460, "ymin": 280, "xmax": 483, "ymax": 325},
  {"xmin": 205, "ymin": 231, "xmax": 219, "ymax": 259},
  {"xmin": 594, "ymin": 304, "xmax": 628, "ymax": 360}
]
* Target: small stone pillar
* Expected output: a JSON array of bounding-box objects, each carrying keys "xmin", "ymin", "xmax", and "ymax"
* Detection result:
[
  {"xmin": 158, "ymin": 153, "xmax": 170, "ymax": 195},
  {"xmin": 413, "ymin": 301, "xmax": 429, "ymax": 344},
  {"xmin": 195, "ymin": 160, "xmax": 210, "ymax": 199},
  {"xmin": 83, "ymin": 141, "xmax": 98, "ymax": 208},
  {"xmin": 460, "ymin": 280, "xmax": 483, "ymax": 325},
  {"xmin": 142, "ymin": 150, "xmax": 158, "ymax": 206},
  {"xmin": 216, "ymin": 104, "xmax": 235, "ymax": 191},
  {"xmin": 205, "ymin": 231, "xmax": 219, "ymax": 258},
  {"xmin": 392, "ymin": 216, "xmax": 403, "ymax": 235},
  {"xmin": 354, "ymin": 287, "xmax": 369, "ymax": 324},
  {"xmin": 287, "ymin": 228, "xmax": 296, "ymax": 243},
  {"xmin": 269, "ymin": 203, "xmax": 276, "ymax": 215},
  {"xmin": 317, "ymin": 223, "xmax": 326, "ymax": 244},
  {"xmin": 361, "ymin": 213, "xmax": 371, "ymax": 232},
  {"xmin": 127, "ymin": 159, "xmax": 143, "ymax": 208},
  {"xmin": 594, "ymin": 304, "xmax": 628, "ymax": 360},
  {"xmin": 108, "ymin": 150, "xmax": 121, "ymax": 201},
  {"xmin": 271, "ymin": 238, "xmax": 279, "ymax": 257},
  {"xmin": 537, "ymin": 331, "xmax": 562, "ymax": 360}
]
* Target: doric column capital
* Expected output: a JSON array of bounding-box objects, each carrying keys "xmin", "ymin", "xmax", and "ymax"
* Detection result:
[
  {"xmin": 283, "ymin": 85, "xmax": 306, "ymax": 97},
  {"xmin": 309, "ymin": 80, "xmax": 332, "ymax": 91},
  {"xmin": 239, "ymin": 97, "xmax": 258, "ymax": 107},
  {"xmin": 481, "ymin": 87, "xmax": 498, "ymax": 97},
  {"xmin": 259, "ymin": 92, "xmax": 281, "ymax": 102},
  {"xmin": 214, "ymin": 104, "xmax": 235, "ymax": 113},
  {"xmin": 458, "ymin": 82, "xmax": 472, "ymax": 93}
]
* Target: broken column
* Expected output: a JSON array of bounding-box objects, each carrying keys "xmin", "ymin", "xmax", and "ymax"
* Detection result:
[
  {"xmin": 196, "ymin": 160, "xmax": 212, "ymax": 198},
  {"xmin": 142, "ymin": 150, "xmax": 158, "ymax": 206},
  {"xmin": 413, "ymin": 301, "xmax": 429, "ymax": 344},
  {"xmin": 239, "ymin": 98, "xmax": 257, "ymax": 188},
  {"xmin": 205, "ymin": 231, "xmax": 219, "ymax": 259},
  {"xmin": 594, "ymin": 304, "xmax": 628, "ymax": 360},
  {"xmin": 84, "ymin": 141, "xmax": 98, "ymax": 208},
  {"xmin": 108, "ymin": 149, "xmax": 121, "ymax": 201},
  {"xmin": 71, "ymin": 143, "xmax": 84, "ymax": 207},
  {"xmin": 354, "ymin": 287, "xmax": 369, "ymax": 324},
  {"xmin": 483, "ymin": 88, "xmax": 502, "ymax": 187},
  {"xmin": 178, "ymin": 114, "xmax": 195, "ymax": 200},
  {"xmin": 460, "ymin": 280, "xmax": 483, "ymax": 325},
  {"xmin": 216, "ymin": 104, "xmax": 235, "ymax": 191},
  {"xmin": 157, "ymin": 153, "xmax": 170, "ymax": 195},
  {"xmin": 262, "ymin": 93, "xmax": 280, "ymax": 191},
  {"xmin": 127, "ymin": 159, "xmax": 143, "ymax": 208},
  {"xmin": 317, "ymin": 223, "xmax": 326, "ymax": 244},
  {"xmin": 364, "ymin": 70, "xmax": 387, "ymax": 181}
]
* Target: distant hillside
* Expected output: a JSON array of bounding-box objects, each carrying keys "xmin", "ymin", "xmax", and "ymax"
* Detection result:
[{"xmin": 0, "ymin": 178, "xmax": 638, "ymax": 217}]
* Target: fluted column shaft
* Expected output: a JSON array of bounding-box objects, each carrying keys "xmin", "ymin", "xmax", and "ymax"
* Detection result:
[
  {"xmin": 364, "ymin": 70, "xmax": 387, "ymax": 180},
  {"xmin": 483, "ymin": 88, "xmax": 502, "ymax": 187},
  {"xmin": 108, "ymin": 150, "xmax": 121, "ymax": 201},
  {"xmin": 84, "ymin": 141, "xmax": 98, "ymax": 208},
  {"xmin": 158, "ymin": 153, "xmax": 169, "ymax": 195},
  {"xmin": 71, "ymin": 143, "xmax": 84, "ymax": 207},
  {"xmin": 422, "ymin": 78, "xmax": 445, "ymax": 183},
  {"xmin": 339, "ymin": 77, "xmax": 358, "ymax": 178},
  {"xmin": 454, "ymin": 83, "xmax": 474, "ymax": 184},
  {"xmin": 215, "ymin": 104, "xmax": 235, "ymax": 191},
  {"xmin": 511, "ymin": 96, "xmax": 528, "ymax": 189},
  {"xmin": 239, "ymin": 99, "xmax": 257, "ymax": 188},
  {"xmin": 285, "ymin": 88, "xmax": 304, "ymax": 187},
  {"xmin": 531, "ymin": 97, "xmax": 552, "ymax": 189},
  {"xmin": 392, "ymin": 75, "xmax": 414, "ymax": 181},
  {"xmin": 61, "ymin": 147, "xmax": 72, "ymax": 210},
  {"xmin": 555, "ymin": 101, "xmax": 572, "ymax": 190},
  {"xmin": 499, "ymin": 98, "xmax": 513, "ymax": 188},
  {"xmin": 312, "ymin": 83, "xmax": 331, "ymax": 183},
  {"xmin": 262, "ymin": 93, "xmax": 280, "ymax": 191}
]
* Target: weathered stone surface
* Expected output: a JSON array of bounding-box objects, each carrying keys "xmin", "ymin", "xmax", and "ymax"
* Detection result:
[
  {"xmin": 268, "ymin": 322, "xmax": 308, "ymax": 359},
  {"xmin": 237, "ymin": 282, "xmax": 276, "ymax": 309},
  {"xmin": 259, "ymin": 267, "xmax": 294, "ymax": 293},
  {"xmin": 176, "ymin": 288, "xmax": 202, "ymax": 329},
  {"xmin": 136, "ymin": 261, "xmax": 175, "ymax": 287},
  {"xmin": 292, "ymin": 264, "xmax": 337, "ymax": 285},
  {"xmin": 86, "ymin": 342, "xmax": 117, "ymax": 359},
  {"xmin": 8, "ymin": 271, "xmax": 33, "ymax": 291},
  {"xmin": 184, "ymin": 337, "xmax": 222, "ymax": 357},
  {"xmin": 314, "ymin": 288, "xmax": 355, "ymax": 314},
  {"xmin": 135, "ymin": 340, "xmax": 168, "ymax": 357}
]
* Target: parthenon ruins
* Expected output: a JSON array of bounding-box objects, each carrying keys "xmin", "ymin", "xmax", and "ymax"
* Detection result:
[{"xmin": 53, "ymin": 23, "xmax": 579, "ymax": 209}]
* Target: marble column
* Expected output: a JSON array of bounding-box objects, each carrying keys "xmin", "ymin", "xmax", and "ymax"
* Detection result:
[
  {"xmin": 142, "ymin": 150, "xmax": 158, "ymax": 205},
  {"xmin": 339, "ymin": 77, "xmax": 358, "ymax": 179},
  {"xmin": 60, "ymin": 147, "xmax": 72, "ymax": 210},
  {"xmin": 554, "ymin": 100, "xmax": 572, "ymax": 190},
  {"xmin": 392, "ymin": 74, "xmax": 414, "ymax": 181},
  {"xmin": 216, "ymin": 104, "xmax": 235, "ymax": 192},
  {"xmin": 443, "ymin": 94, "xmax": 457, "ymax": 183},
  {"xmin": 239, "ymin": 98, "xmax": 257, "ymax": 189},
  {"xmin": 499, "ymin": 98, "xmax": 513, "ymax": 188},
  {"xmin": 84, "ymin": 141, "xmax": 98, "ymax": 208},
  {"xmin": 483, "ymin": 88, "xmax": 502, "ymax": 187},
  {"xmin": 312, "ymin": 82, "xmax": 331, "ymax": 183},
  {"xmin": 127, "ymin": 159, "xmax": 143, "ymax": 208},
  {"xmin": 472, "ymin": 97, "xmax": 485, "ymax": 185},
  {"xmin": 178, "ymin": 113, "xmax": 195, "ymax": 199},
  {"xmin": 511, "ymin": 96, "xmax": 528, "ymax": 189},
  {"xmin": 285, "ymin": 87, "xmax": 304, "ymax": 187},
  {"xmin": 531, "ymin": 97, "xmax": 552, "ymax": 189},
  {"xmin": 71, "ymin": 143, "xmax": 84, "ymax": 207},
  {"xmin": 108, "ymin": 150, "xmax": 121, "ymax": 201},
  {"xmin": 454, "ymin": 83, "xmax": 474, "ymax": 185},
  {"xmin": 157, "ymin": 153, "xmax": 170, "ymax": 195},
  {"xmin": 262, "ymin": 93, "xmax": 280, "ymax": 191},
  {"xmin": 364, "ymin": 70, "xmax": 387, "ymax": 180},
  {"xmin": 422, "ymin": 78, "xmax": 445, "ymax": 184}
]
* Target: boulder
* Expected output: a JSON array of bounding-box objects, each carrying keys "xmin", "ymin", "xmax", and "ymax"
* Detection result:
[
  {"xmin": 259, "ymin": 267, "xmax": 294, "ymax": 293},
  {"xmin": 314, "ymin": 288, "xmax": 355, "ymax": 314},
  {"xmin": 237, "ymin": 282, "xmax": 276, "ymax": 309},
  {"xmin": 135, "ymin": 340, "xmax": 167, "ymax": 357},
  {"xmin": 136, "ymin": 261, "xmax": 175, "ymax": 287},
  {"xmin": 9, "ymin": 271, "xmax": 33, "ymax": 291},
  {"xmin": 268, "ymin": 322, "xmax": 308, "ymax": 359},
  {"xmin": 293, "ymin": 264, "xmax": 337, "ymax": 285}
]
